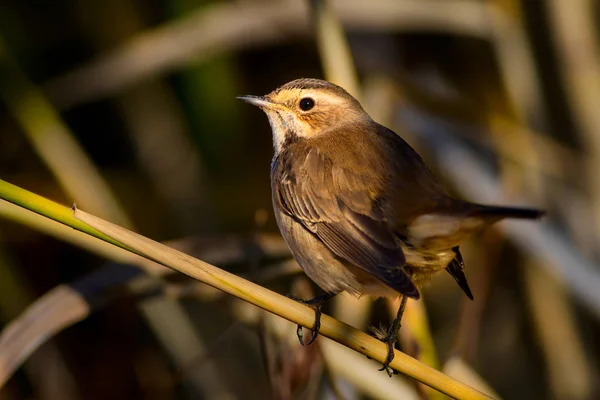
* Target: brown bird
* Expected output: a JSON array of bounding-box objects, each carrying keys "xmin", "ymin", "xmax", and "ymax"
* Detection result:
[{"xmin": 239, "ymin": 78, "xmax": 544, "ymax": 375}]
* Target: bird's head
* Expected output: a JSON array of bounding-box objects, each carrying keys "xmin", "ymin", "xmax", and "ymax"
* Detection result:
[{"xmin": 238, "ymin": 78, "xmax": 368, "ymax": 152}]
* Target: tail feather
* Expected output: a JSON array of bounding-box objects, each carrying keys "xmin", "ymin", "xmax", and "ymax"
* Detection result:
[
  {"xmin": 446, "ymin": 247, "xmax": 473, "ymax": 300},
  {"xmin": 468, "ymin": 204, "xmax": 545, "ymax": 221}
]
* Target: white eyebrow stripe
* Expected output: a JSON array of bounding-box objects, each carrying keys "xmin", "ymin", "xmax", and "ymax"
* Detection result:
[{"xmin": 299, "ymin": 90, "xmax": 347, "ymax": 107}]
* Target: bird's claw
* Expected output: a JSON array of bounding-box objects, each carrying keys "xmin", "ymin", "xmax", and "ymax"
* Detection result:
[
  {"xmin": 378, "ymin": 337, "xmax": 397, "ymax": 377},
  {"xmin": 295, "ymin": 303, "xmax": 322, "ymax": 345},
  {"xmin": 286, "ymin": 294, "xmax": 325, "ymax": 346},
  {"xmin": 377, "ymin": 325, "xmax": 399, "ymax": 377}
]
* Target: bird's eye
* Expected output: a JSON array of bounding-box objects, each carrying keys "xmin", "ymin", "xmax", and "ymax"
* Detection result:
[{"xmin": 299, "ymin": 97, "xmax": 315, "ymax": 111}]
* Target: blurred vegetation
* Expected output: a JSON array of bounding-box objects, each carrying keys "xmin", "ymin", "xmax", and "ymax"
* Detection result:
[{"xmin": 0, "ymin": 0, "xmax": 599, "ymax": 399}]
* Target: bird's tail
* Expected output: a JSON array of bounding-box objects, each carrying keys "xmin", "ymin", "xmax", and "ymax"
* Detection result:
[{"xmin": 468, "ymin": 204, "xmax": 545, "ymax": 221}]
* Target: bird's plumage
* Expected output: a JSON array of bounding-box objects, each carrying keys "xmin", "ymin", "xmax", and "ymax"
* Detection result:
[
  {"xmin": 272, "ymin": 134, "xmax": 420, "ymax": 298},
  {"xmin": 241, "ymin": 78, "xmax": 544, "ymax": 300}
]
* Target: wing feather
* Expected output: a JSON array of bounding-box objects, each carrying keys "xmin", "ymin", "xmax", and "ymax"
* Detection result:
[{"xmin": 272, "ymin": 142, "xmax": 419, "ymax": 298}]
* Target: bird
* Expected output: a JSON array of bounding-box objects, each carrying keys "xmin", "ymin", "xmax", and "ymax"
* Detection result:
[{"xmin": 238, "ymin": 78, "xmax": 544, "ymax": 375}]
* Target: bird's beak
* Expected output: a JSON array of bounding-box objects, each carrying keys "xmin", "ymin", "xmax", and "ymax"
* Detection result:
[{"xmin": 237, "ymin": 95, "xmax": 278, "ymax": 109}]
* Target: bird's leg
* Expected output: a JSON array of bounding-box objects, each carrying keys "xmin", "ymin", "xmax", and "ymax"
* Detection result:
[
  {"xmin": 379, "ymin": 295, "xmax": 408, "ymax": 377},
  {"xmin": 286, "ymin": 292, "xmax": 337, "ymax": 345}
]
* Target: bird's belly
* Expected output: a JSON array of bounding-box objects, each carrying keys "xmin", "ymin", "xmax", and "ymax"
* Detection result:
[{"xmin": 274, "ymin": 210, "xmax": 398, "ymax": 297}]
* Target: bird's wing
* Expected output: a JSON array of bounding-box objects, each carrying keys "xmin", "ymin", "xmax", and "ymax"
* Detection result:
[{"xmin": 272, "ymin": 143, "xmax": 419, "ymax": 298}]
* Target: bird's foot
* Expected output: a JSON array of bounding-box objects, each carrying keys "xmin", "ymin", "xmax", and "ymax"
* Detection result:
[
  {"xmin": 374, "ymin": 296, "xmax": 406, "ymax": 376},
  {"xmin": 286, "ymin": 292, "xmax": 336, "ymax": 345},
  {"xmin": 377, "ymin": 327, "xmax": 399, "ymax": 377},
  {"xmin": 368, "ymin": 324, "xmax": 398, "ymax": 376}
]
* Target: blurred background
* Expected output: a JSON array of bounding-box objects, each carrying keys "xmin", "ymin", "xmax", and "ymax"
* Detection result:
[{"xmin": 0, "ymin": 0, "xmax": 599, "ymax": 399}]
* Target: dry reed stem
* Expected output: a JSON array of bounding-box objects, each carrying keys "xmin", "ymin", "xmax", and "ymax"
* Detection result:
[
  {"xmin": 524, "ymin": 263, "xmax": 592, "ymax": 400},
  {"xmin": 312, "ymin": 0, "xmax": 360, "ymax": 98},
  {"xmin": 73, "ymin": 208, "xmax": 494, "ymax": 399},
  {"xmin": 485, "ymin": 3, "xmax": 591, "ymax": 397},
  {"xmin": 547, "ymin": 0, "xmax": 600, "ymax": 248},
  {"xmin": 443, "ymin": 357, "xmax": 502, "ymax": 400},
  {"xmin": 0, "ymin": 285, "xmax": 89, "ymax": 388}
]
